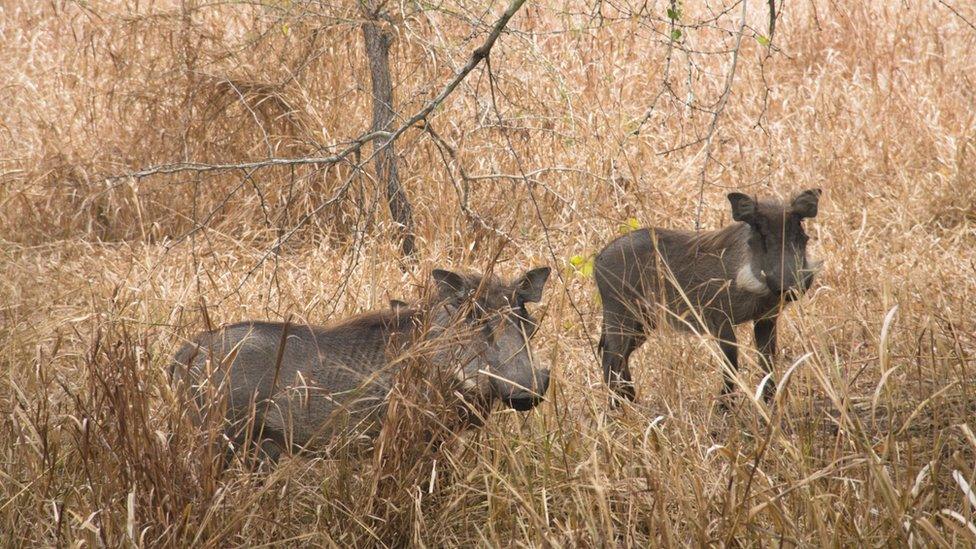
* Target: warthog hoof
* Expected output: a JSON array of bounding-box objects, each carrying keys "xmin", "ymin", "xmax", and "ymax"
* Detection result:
[{"xmin": 608, "ymin": 382, "xmax": 636, "ymax": 408}]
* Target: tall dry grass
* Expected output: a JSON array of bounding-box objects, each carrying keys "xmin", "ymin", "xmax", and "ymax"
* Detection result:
[{"xmin": 2, "ymin": 0, "xmax": 976, "ymax": 545}]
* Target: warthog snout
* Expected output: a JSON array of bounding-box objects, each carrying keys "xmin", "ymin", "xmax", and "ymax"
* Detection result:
[
  {"xmin": 783, "ymin": 257, "xmax": 823, "ymax": 301},
  {"xmin": 493, "ymin": 367, "xmax": 550, "ymax": 411}
]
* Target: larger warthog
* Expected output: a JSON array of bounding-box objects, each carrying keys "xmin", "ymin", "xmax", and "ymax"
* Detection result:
[
  {"xmin": 172, "ymin": 267, "xmax": 551, "ymax": 459},
  {"xmin": 594, "ymin": 189, "xmax": 822, "ymax": 405}
]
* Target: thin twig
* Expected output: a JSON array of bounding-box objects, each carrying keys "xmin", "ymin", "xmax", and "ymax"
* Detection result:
[
  {"xmin": 937, "ymin": 0, "xmax": 976, "ymax": 32},
  {"xmin": 423, "ymin": 122, "xmax": 521, "ymax": 250},
  {"xmin": 112, "ymin": 133, "xmax": 387, "ymax": 180},
  {"xmin": 223, "ymin": 165, "xmax": 362, "ymax": 301},
  {"xmin": 484, "ymin": 55, "xmax": 575, "ymax": 475},
  {"xmin": 694, "ymin": 0, "xmax": 748, "ymax": 231},
  {"xmin": 484, "ymin": 56, "xmax": 601, "ymax": 369},
  {"xmin": 630, "ymin": 0, "xmax": 680, "ymax": 135}
]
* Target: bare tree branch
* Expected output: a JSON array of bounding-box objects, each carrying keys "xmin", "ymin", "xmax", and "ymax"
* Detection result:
[{"xmin": 113, "ymin": 134, "xmax": 386, "ymax": 179}]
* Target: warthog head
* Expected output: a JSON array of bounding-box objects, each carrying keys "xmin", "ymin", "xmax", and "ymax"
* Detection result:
[
  {"xmin": 729, "ymin": 188, "xmax": 823, "ymax": 300},
  {"xmin": 424, "ymin": 267, "xmax": 552, "ymax": 412}
]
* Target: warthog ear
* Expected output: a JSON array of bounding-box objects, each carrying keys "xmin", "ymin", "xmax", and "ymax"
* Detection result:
[
  {"xmin": 728, "ymin": 192, "xmax": 758, "ymax": 224},
  {"xmin": 515, "ymin": 267, "xmax": 551, "ymax": 304},
  {"xmin": 791, "ymin": 188, "xmax": 822, "ymax": 218},
  {"xmin": 431, "ymin": 269, "xmax": 466, "ymax": 298}
]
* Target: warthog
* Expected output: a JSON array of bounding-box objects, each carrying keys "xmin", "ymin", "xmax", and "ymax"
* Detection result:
[
  {"xmin": 594, "ymin": 189, "xmax": 822, "ymax": 404},
  {"xmin": 172, "ymin": 267, "xmax": 551, "ymax": 459}
]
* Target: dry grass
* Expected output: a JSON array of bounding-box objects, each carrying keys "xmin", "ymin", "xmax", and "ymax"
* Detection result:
[{"xmin": 2, "ymin": 0, "xmax": 976, "ymax": 546}]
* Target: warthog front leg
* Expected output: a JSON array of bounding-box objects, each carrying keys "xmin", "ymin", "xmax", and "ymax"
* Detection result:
[
  {"xmin": 599, "ymin": 315, "xmax": 645, "ymax": 406},
  {"xmin": 754, "ymin": 316, "xmax": 778, "ymax": 402},
  {"xmin": 717, "ymin": 323, "xmax": 739, "ymax": 402}
]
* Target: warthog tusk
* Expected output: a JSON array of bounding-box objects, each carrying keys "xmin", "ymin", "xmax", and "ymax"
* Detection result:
[{"xmin": 736, "ymin": 264, "xmax": 770, "ymax": 294}]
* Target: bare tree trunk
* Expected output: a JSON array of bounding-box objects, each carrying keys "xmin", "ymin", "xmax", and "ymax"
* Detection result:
[{"xmin": 361, "ymin": 4, "xmax": 416, "ymax": 258}]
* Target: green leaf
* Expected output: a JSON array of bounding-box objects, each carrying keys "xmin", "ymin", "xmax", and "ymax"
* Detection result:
[
  {"xmin": 569, "ymin": 254, "xmax": 594, "ymax": 278},
  {"xmin": 666, "ymin": 7, "xmax": 681, "ymax": 20},
  {"xmin": 756, "ymin": 34, "xmax": 770, "ymax": 46},
  {"xmin": 580, "ymin": 260, "xmax": 593, "ymax": 278},
  {"xmin": 670, "ymin": 28, "xmax": 682, "ymax": 41},
  {"xmin": 618, "ymin": 217, "xmax": 640, "ymax": 234}
]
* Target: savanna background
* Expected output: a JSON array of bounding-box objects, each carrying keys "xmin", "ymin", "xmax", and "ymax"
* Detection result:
[{"xmin": 2, "ymin": 0, "xmax": 976, "ymax": 546}]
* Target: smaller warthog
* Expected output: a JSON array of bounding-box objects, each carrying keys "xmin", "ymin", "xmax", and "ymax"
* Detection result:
[
  {"xmin": 172, "ymin": 267, "xmax": 551, "ymax": 459},
  {"xmin": 594, "ymin": 189, "xmax": 822, "ymax": 405}
]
